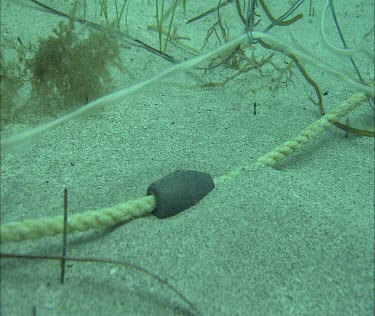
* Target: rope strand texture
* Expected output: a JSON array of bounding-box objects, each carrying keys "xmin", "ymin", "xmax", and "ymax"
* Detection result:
[
  {"xmin": 0, "ymin": 195, "xmax": 156, "ymax": 243},
  {"xmin": 257, "ymin": 93, "xmax": 367, "ymax": 167}
]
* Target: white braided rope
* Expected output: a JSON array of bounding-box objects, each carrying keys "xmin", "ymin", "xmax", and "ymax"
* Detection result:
[
  {"xmin": 257, "ymin": 93, "xmax": 367, "ymax": 167},
  {"xmin": 0, "ymin": 195, "xmax": 156, "ymax": 242}
]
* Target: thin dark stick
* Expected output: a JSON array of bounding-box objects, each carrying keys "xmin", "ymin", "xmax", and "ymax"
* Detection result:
[
  {"xmin": 309, "ymin": 0, "xmax": 314, "ymax": 17},
  {"xmin": 187, "ymin": 0, "xmax": 233, "ymax": 24},
  {"xmin": 60, "ymin": 187, "xmax": 68, "ymax": 284},
  {"xmin": 345, "ymin": 118, "xmax": 349, "ymax": 138},
  {"xmin": 0, "ymin": 252, "xmax": 201, "ymax": 315}
]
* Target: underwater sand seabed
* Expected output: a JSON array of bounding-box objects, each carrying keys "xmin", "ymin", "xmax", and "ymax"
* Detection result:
[{"xmin": 1, "ymin": 0, "xmax": 374, "ymax": 315}]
